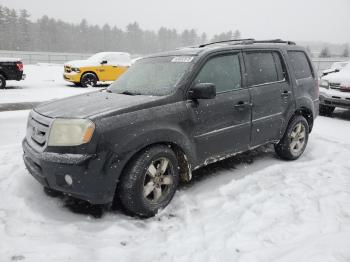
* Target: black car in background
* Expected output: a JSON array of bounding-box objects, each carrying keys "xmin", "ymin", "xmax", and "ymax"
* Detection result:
[
  {"xmin": 0, "ymin": 58, "xmax": 25, "ymax": 88},
  {"xmin": 23, "ymin": 39, "xmax": 319, "ymax": 217}
]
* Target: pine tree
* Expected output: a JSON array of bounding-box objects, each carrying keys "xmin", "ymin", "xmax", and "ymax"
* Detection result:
[
  {"xmin": 319, "ymin": 47, "xmax": 331, "ymax": 58},
  {"xmin": 233, "ymin": 30, "xmax": 241, "ymax": 39},
  {"xmin": 0, "ymin": 4, "xmax": 243, "ymax": 54},
  {"xmin": 18, "ymin": 9, "xmax": 31, "ymax": 50},
  {"xmin": 342, "ymin": 45, "xmax": 349, "ymax": 57}
]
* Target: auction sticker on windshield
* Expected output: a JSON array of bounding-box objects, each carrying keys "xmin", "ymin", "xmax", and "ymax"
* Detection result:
[{"xmin": 171, "ymin": 56, "xmax": 194, "ymax": 63}]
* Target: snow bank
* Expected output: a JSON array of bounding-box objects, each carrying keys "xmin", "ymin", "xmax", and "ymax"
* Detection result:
[{"xmin": 0, "ymin": 111, "xmax": 350, "ymax": 261}]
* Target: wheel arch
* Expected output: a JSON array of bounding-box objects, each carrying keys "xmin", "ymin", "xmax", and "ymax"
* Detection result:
[
  {"xmin": 80, "ymin": 71, "xmax": 99, "ymax": 82},
  {"xmin": 0, "ymin": 71, "xmax": 8, "ymax": 79},
  {"xmin": 294, "ymin": 106, "xmax": 314, "ymax": 132},
  {"xmin": 121, "ymin": 141, "xmax": 193, "ymax": 183}
]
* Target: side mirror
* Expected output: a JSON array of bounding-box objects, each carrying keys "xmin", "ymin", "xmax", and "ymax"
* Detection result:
[
  {"xmin": 189, "ymin": 83, "xmax": 216, "ymax": 100},
  {"xmin": 101, "ymin": 60, "xmax": 108, "ymax": 65}
]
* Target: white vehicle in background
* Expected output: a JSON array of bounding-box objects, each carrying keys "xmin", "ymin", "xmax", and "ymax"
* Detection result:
[
  {"xmin": 322, "ymin": 61, "xmax": 350, "ymax": 76},
  {"xmin": 319, "ymin": 62, "xmax": 350, "ymax": 115}
]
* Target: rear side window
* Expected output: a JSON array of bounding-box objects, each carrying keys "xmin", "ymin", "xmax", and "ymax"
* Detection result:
[
  {"xmin": 194, "ymin": 54, "xmax": 241, "ymax": 93},
  {"xmin": 246, "ymin": 52, "xmax": 278, "ymax": 86},
  {"xmin": 288, "ymin": 51, "xmax": 313, "ymax": 79}
]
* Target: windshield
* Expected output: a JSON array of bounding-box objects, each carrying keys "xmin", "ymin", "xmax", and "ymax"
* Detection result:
[{"xmin": 108, "ymin": 56, "xmax": 194, "ymax": 96}]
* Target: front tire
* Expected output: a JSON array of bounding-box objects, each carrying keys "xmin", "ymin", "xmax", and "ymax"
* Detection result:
[
  {"xmin": 275, "ymin": 115, "xmax": 309, "ymax": 160},
  {"xmin": 0, "ymin": 74, "xmax": 6, "ymax": 89},
  {"xmin": 117, "ymin": 145, "xmax": 179, "ymax": 218},
  {"xmin": 319, "ymin": 104, "xmax": 335, "ymax": 116},
  {"xmin": 80, "ymin": 73, "xmax": 98, "ymax": 87}
]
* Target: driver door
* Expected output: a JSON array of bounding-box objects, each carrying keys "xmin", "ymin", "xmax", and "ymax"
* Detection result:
[{"xmin": 188, "ymin": 52, "xmax": 252, "ymax": 163}]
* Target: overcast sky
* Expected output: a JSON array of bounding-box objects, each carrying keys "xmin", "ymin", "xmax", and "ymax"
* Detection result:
[{"xmin": 2, "ymin": 0, "xmax": 350, "ymax": 44}]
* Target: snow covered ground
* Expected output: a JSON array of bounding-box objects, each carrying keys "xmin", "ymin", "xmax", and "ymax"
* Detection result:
[
  {"xmin": 1, "ymin": 108, "xmax": 350, "ymax": 262},
  {"xmin": 0, "ymin": 64, "xmax": 350, "ymax": 261},
  {"xmin": 0, "ymin": 64, "xmax": 101, "ymax": 104}
]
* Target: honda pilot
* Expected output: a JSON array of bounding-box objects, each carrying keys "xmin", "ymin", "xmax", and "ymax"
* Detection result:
[{"xmin": 23, "ymin": 39, "xmax": 319, "ymax": 217}]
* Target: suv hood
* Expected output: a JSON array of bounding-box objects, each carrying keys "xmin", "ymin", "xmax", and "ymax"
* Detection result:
[
  {"xmin": 34, "ymin": 91, "xmax": 163, "ymax": 119},
  {"xmin": 323, "ymin": 70, "xmax": 350, "ymax": 85},
  {"xmin": 65, "ymin": 60, "xmax": 100, "ymax": 68}
]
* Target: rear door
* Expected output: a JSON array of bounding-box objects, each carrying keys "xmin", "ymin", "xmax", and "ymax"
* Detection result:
[
  {"xmin": 188, "ymin": 52, "xmax": 252, "ymax": 162},
  {"xmin": 287, "ymin": 51, "xmax": 318, "ymax": 102},
  {"xmin": 244, "ymin": 50, "xmax": 294, "ymax": 147}
]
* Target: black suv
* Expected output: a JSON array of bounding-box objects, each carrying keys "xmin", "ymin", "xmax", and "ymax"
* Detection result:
[
  {"xmin": 23, "ymin": 39, "xmax": 319, "ymax": 217},
  {"xmin": 0, "ymin": 58, "xmax": 25, "ymax": 88}
]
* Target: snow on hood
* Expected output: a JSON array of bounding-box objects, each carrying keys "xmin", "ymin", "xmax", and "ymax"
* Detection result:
[
  {"xmin": 323, "ymin": 69, "xmax": 350, "ymax": 85},
  {"xmin": 0, "ymin": 57, "xmax": 22, "ymax": 62}
]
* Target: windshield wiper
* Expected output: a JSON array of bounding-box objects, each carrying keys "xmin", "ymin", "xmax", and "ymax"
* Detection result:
[{"xmin": 119, "ymin": 91, "xmax": 141, "ymax": 96}]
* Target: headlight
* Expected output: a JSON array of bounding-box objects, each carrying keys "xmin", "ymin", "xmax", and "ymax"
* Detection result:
[
  {"xmin": 71, "ymin": 67, "xmax": 81, "ymax": 73},
  {"xmin": 319, "ymin": 79, "xmax": 329, "ymax": 89},
  {"xmin": 48, "ymin": 119, "xmax": 95, "ymax": 146}
]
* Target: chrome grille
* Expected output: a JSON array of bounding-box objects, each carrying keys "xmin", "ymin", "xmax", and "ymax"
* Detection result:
[
  {"xmin": 330, "ymin": 82, "xmax": 341, "ymax": 89},
  {"xmin": 26, "ymin": 111, "xmax": 52, "ymax": 151}
]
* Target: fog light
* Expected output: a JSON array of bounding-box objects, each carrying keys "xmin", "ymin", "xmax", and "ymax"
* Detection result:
[{"xmin": 64, "ymin": 174, "xmax": 73, "ymax": 186}]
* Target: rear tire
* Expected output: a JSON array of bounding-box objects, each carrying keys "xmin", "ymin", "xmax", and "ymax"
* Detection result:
[
  {"xmin": 80, "ymin": 73, "xmax": 98, "ymax": 87},
  {"xmin": 0, "ymin": 74, "xmax": 6, "ymax": 89},
  {"xmin": 319, "ymin": 104, "xmax": 335, "ymax": 116},
  {"xmin": 275, "ymin": 115, "xmax": 309, "ymax": 160},
  {"xmin": 117, "ymin": 145, "xmax": 179, "ymax": 218}
]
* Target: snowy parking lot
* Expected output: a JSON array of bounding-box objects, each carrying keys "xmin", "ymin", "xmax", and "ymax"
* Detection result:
[
  {"xmin": 0, "ymin": 64, "xmax": 101, "ymax": 104},
  {"xmin": 0, "ymin": 65, "xmax": 350, "ymax": 262}
]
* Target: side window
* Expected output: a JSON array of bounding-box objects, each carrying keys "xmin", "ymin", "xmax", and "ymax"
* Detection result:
[
  {"xmin": 194, "ymin": 54, "xmax": 241, "ymax": 93},
  {"xmin": 273, "ymin": 52, "xmax": 287, "ymax": 81},
  {"xmin": 246, "ymin": 52, "xmax": 278, "ymax": 86},
  {"xmin": 288, "ymin": 51, "xmax": 313, "ymax": 79}
]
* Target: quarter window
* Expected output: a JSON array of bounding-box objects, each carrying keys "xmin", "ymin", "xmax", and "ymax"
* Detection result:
[
  {"xmin": 246, "ymin": 52, "xmax": 279, "ymax": 86},
  {"xmin": 288, "ymin": 51, "xmax": 313, "ymax": 79},
  {"xmin": 194, "ymin": 54, "xmax": 241, "ymax": 93}
]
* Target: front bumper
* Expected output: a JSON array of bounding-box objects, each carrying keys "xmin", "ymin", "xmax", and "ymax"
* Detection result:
[
  {"xmin": 319, "ymin": 88, "xmax": 350, "ymax": 109},
  {"xmin": 63, "ymin": 72, "xmax": 81, "ymax": 83},
  {"xmin": 22, "ymin": 139, "xmax": 116, "ymax": 204}
]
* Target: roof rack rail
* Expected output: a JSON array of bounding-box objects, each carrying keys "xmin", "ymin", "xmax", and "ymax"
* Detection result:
[
  {"xmin": 197, "ymin": 38, "xmax": 296, "ymax": 48},
  {"xmin": 198, "ymin": 38, "xmax": 255, "ymax": 48},
  {"xmin": 244, "ymin": 39, "xmax": 296, "ymax": 45}
]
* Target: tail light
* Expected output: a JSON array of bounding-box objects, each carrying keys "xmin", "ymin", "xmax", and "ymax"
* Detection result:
[{"xmin": 16, "ymin": 62, "xmax": 23, "ymax": 71}]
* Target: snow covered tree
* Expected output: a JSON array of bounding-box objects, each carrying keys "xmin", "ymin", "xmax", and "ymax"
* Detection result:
[
  {"xmin": 342, "ymin": 45, "xmax": 349, "ymax": 57},
  {"xmin": 0, "ymin": 4, "xmax": 243, "ymax": 54},
  {"xmin": 18, "ymin": 9, "xmax": 31, "ymax": 50},
  {"xmin": 319, "ymin": 47, "xmax": 331, "ymax": 58},
  {"xmin": 233, "ymin": 30, "xmax": 241, "ymax": 39}
]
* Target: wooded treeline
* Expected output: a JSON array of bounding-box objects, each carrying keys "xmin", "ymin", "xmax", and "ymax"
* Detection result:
[{"xmin": 0, "ymin": 5, "xmax": 241, "ymax": 54}]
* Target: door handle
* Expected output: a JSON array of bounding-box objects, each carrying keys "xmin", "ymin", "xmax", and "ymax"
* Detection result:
[
  {"xmin": 234, "ymin": 101, "xmax": 252, "ymax": 110},
  {"xmin": 281, "ymin": 91, "xmax": 291, "ymax": 97}
]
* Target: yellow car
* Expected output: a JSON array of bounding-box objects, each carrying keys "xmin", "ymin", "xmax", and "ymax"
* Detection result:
[{"xmin": 63, "ymin": 52, "xmax": 131, "ymax": 87}]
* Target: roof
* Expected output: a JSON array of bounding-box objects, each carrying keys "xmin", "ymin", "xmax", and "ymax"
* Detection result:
[{"xmin": 145, "ymin": 39, "xmax": 304, "ymax": 59}]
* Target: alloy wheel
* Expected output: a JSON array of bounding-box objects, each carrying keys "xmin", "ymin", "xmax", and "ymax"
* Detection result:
[
  {"xmin": 143, "ymin": 157, "xmax": 174, "ymax": 202},
  {"xmin": 290, "ymin": 122, "xmax": 306, "ymax": 156}
]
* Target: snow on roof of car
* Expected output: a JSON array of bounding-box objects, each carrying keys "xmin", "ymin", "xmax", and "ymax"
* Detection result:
[
  {"xmin": 87, "ymin": 52, "xmax": 131, "ymax": 66},
  {"xmin": 0, "ymin": 57, "xmax": 22, "ymax": 62}
]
